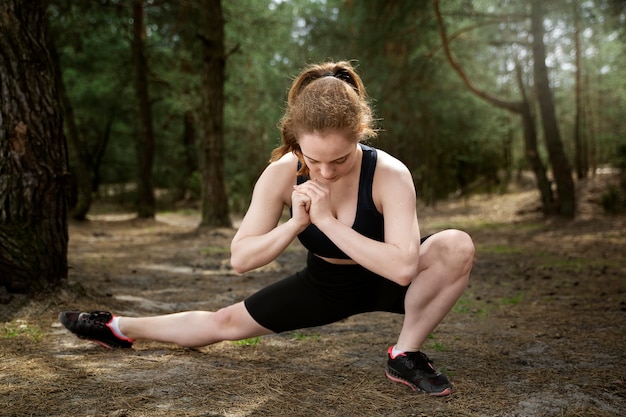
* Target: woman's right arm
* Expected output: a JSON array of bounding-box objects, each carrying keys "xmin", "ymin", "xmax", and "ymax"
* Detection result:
[{"xmin": 230, "ymin": 155, "xmax": 310, "ymax": 273}]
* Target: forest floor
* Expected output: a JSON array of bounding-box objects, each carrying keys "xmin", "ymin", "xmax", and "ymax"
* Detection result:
[{"xmin": 1, "ymin": 173, "xmax": 625, "ymax": 417}]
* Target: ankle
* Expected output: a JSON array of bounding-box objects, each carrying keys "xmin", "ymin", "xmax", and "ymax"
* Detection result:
[{"xmin": 107, "ymin": 316, "xmax": 134, "ymax": 342}]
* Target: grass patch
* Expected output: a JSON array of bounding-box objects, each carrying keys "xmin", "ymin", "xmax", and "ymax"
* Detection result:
[
  {"xmin": 160, "ymin": 208, "xmax": 198, "ymax": 216},
  {"xmin": 453, "ymin": 296, "xmax": 491, "ymax": 317},
  {"xmin": 232, "ymin": 337, "xmax": 260, "ymax": 346},
  {"xmin": 425, "ymin": 333, "xmax": 446, "ymax": 352},
  {"xmin": 431, "ymin": 341, "xmax": 446, "ymax": 352},
  {"xmin": 202, "ymin": 246, "xmax": 231, "ymax": 255},
  {"xmin": 2, "ymin": 320, "xmax": 43, "ymax": 342},
  {"xmin": 499, "ymin": 292, "xmax": 524, "ymax": 306},
  {"xmin": 479, "ymin": 244, "xmax": 523, "ymax": 255},
  {"xmin": 534, "ymin": 252, "xmax": 620, "ymax": 273},
  {"xmin": 292, "ymin": 331, "xmax": 320, "ymax": 341}
]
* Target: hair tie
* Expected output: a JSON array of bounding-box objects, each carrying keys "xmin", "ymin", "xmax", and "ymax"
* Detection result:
[{"xmin": 320, "ymin": 69, "xmax": 358, "ymax": 92}]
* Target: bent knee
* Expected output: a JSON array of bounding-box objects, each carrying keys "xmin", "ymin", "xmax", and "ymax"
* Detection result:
[
  {"xmin": 431, "ymin": 229, "xmax": 475, "ymax": 269},
  {"xmin": 447, "ymin": 229, "xmax": 475, "ymax": 259}
]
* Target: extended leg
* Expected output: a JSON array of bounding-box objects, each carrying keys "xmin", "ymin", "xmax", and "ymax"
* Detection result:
[
  {"xmin": 119, "ymin": 302, "xmax": 272, "ymax": 347},
  {"xmin": 60, "ymin": 302, "xmax": 273, "ymax": 349}
]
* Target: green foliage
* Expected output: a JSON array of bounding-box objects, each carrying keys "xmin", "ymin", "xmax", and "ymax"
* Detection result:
[
  {"xmin": 601, "ymin": 143, "xmax": 626, "ymax": 214},
  {"xmin": 601, "ymin": 185, "xmax": 625, "ymax": 214},
  {"xmin": 47, "ymin": 0, "xmax": 626, "ymax": 214}
]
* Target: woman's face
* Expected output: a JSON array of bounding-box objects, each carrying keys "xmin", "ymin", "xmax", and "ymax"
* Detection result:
[{"xmin": 298, "ymin": 130, "xmax": 359, "ymax": 183}]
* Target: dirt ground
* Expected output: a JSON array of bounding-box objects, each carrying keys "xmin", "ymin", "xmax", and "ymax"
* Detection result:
[{"xmin": 1, "ymin": 174, "xmax": 625, "ymax": 417}]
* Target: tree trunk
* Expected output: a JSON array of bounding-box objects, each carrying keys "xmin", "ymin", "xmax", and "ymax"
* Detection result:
[
  {"xmin": 514, "ymin": 64, "xmax": 554, "ymax": 215},
  {"xmin": 531, "ymin": 0, "xmax": 576, "ymax": 217},
  {"xmin": 132, "ymin": 0, "xmax": 155, "ymax": 218},
  {"xmin": 520, "ymin": 98, "xmax": 554, "ymax": 214},
  {"xmin": 198, "ymin": 0, "xmax": 231, "ymax": 227},
  {"xmin": 584, "ymin": 73, "xmax": 597, "ymax": 175},
  {"xmin": 0, "ymin": 0, "xmax": 69, "ymax": 292},
  {"xmin": 48, "ymin": 30, "xmax": 93, "ymax": 221},
  {"xmin": 573, "ymin": 2, "xmax": 588, "ymax": 180},
  {"xmin": 179, "ymin": 110, "xmax": 197, "ymax": 199}
]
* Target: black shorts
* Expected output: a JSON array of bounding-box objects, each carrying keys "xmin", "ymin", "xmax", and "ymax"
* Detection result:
[{"xmin": 244, "ymin": 250, "xmax": 414, "ymax": 334}]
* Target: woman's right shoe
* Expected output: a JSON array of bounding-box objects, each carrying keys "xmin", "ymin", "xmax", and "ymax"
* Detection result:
[{"xmin": 59, "ymin": 311, "xmax": 134, "ymax": 349}]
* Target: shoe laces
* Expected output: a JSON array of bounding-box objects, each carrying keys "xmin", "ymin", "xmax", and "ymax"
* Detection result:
[
  {"xmin": 82, "ymin": 311, "xmax": 111, "ymax": 326},
  {"xmin": 403, "ymin": 351, "xmax": 438, "ymax": 374}
]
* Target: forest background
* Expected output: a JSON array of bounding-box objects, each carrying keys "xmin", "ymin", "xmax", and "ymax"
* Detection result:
[
  {"xmin": 1, "ymin": 0, "xmax": 625, "ymax": 291},
  {"xmin": 51, "ymin": 0, "xmax": 626, "ymax": 219}
]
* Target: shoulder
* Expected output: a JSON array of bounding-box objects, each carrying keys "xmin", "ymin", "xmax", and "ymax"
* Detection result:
[
  {"xmin": 370, "ymin": 146, "xmax": 412, "ymax": 178},
  {"xmin": 254, "ymin": 152, "xmax": 299, "ymax": 202},
  {"xmin": 369, "ymin": 146, "xmax": 416, "ymax": 206},
  {"xmin": 262, "ymin": 152, "xmax": 299, "ymax": 181}
]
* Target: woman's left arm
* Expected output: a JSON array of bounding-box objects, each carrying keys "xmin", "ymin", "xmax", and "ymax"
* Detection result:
[{"xmin": 311, "ymin": 153, "xmax": 421, "ymax": 285}]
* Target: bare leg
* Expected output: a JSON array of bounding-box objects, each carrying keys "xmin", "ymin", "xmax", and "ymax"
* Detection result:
[
  {"xmin": 395, "ymin": 229, "xmax": 474, "ymax": 352},
  {"xmin": 118, "ymin": 302, "xmax": 273, "ymax": 348}
]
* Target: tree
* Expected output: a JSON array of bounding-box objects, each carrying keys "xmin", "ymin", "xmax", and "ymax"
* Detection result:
[
  {"xmin": 197, "ymin": 0, "xmax": 231, "ymax": 227},
  {"xmin": 322, "ymin": 0, "xmax": 512, "ymax": 203},
  {"xmin": 433, "ymin": 0, "xmax": 554, "ymax": 215},
  {"xmin": 0, "ymin": 0, "xmax": 69, "ymax": 292},
  {"xmin": 48, "ymin": 0, "xmax": 132, "ymax": 217},
  {"xmin": 222, "ymin": 0, "xmax": 298, "ymax": 211},
  {"xmin": 132, "ymin": 0, "xmax": 156, "ymax": 218},
  {"xmin": 572, "ymin": 1, "xmax": 588, "ymax": 180},
  {"xmin": 433, "ymin": 0, "xmax": 581, "ymax": 217},
  {"xmin": 530, "ymin": 0, "xmax": 575, "ymax": 217}
]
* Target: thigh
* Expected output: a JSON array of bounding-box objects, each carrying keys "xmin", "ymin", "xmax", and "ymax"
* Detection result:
[
  {"xmin": 244, "ymin": 268, "xmax": 353, "ymax": 333},
  {"xmin": 365, "ymin": 234, "xmax": 432, "ymax": 314}
]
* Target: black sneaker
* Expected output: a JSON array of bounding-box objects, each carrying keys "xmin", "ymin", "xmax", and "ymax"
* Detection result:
[
  {"xmin": 385, "ymin": 346, "xmax": 453, "ymax": 396},
  {"xmin": 59, "ymin": 311, "xmax": 134, "ymax": 349}
]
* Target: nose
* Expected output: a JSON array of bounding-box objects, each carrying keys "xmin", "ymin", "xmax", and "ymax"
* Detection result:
[{"xmin": 319, "ymin": 164, "xmax": 335, "ymax": 180}]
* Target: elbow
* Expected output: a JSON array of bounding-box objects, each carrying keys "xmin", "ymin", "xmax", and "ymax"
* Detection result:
[
  {"xmin": 229, "ymin": 247, "xmax": 251, "ymax": 274},
  {"xmin": 392, "ymin": 263, "xmax": 419, "ymax": 286},
  {"xmin": 230, "ymin": 258, "xmax": 246, "ymax": 274},
  {"xmin": 230, "ymin": 254, "xmax": 251, "ymax": 274}
]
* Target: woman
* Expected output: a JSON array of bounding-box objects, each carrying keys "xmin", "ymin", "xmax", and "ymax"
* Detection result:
[{"xmin": 60, "ymin": 61, "xmax": 474, "ymax": 397}]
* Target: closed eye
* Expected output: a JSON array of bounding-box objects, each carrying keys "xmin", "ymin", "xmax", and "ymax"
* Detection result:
[{"xmin": 304, "ymin": 155, "xmax": 349, "ymax": 165}]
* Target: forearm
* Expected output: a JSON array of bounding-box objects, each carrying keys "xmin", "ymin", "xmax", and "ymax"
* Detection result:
[
  {"xmin": 316, "ymin": 217, "xmax": 419, "ymax": 285},
  {"xmin": 230, "ymin": 219, "xmax": 304, "ymax": 273}
]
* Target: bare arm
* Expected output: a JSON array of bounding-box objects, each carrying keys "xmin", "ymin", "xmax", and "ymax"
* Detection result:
[
  {"xmin": 230, "ymin": 154, "xmax": 310, "ymax": 273},
  {"xmin": 299, "ymin": 151, "xmax": 421, "ymax": 285}
]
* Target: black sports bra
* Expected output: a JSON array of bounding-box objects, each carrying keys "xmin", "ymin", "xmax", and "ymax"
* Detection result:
[{"xmin": 293, "ymin": 144, "xmax": 384, "ymax": 259}]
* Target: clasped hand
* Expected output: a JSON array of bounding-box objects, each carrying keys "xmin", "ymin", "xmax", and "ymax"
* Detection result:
[{"xmin": 291, "ymin": 179, "xmax": 333, "ymax": 227}]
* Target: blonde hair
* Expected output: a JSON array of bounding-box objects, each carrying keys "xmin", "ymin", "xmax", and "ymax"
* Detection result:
[{"xmin": 270, "ymin": 61, "xmax": 377, "ymax": 177}]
